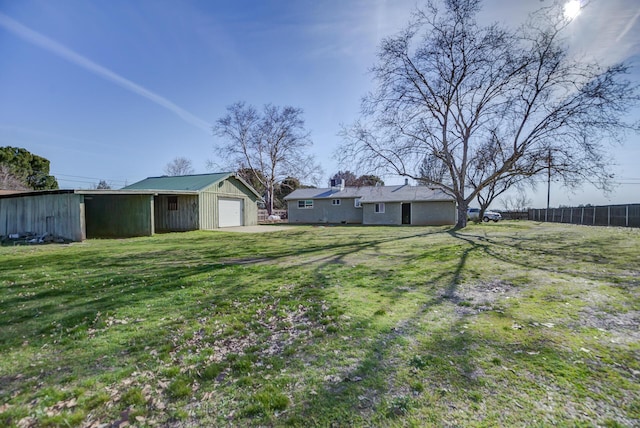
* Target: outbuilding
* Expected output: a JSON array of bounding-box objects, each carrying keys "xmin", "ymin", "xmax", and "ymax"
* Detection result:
[
  {"xmin": 0, "ymin": 172, "xmax": 262, "ymax": 241},
  {"xmin": 122, "ymin": 172, "xmax": 262, "ymax": 232}
]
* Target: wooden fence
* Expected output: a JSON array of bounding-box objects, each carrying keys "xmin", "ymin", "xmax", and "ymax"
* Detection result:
[
  {"xmin": 528, "ymin": 204, "xmax": 640, "ymax": 228},
  {"xmin": 258, "ymin": 209, "xmax": 288, "ymax": 223},
  {"xmin": 499, "ymin": 211, "xmax": 529, "ymax": 220}
]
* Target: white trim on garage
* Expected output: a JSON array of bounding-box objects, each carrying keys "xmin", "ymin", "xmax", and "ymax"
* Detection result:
[{"xmin": 218, "ymin": 198, "xmax": 244, "ymax": 227}]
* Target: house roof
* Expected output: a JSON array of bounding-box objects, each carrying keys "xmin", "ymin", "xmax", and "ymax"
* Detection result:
[
  {"xmin": 123, "ymin": 172, "xmax": 262, "ymax": 198},
  {"xmin": 0, "ymin": 173, "xmax": 263, "ymax": 200},
  {"xmin": 123, "ymin": 173, "xmax": 233, "ymax": 191},
  {"xmin": 284, "ymin": 185, "xmax": 454, "ymax": 203},
  {"xmin": 0, "ymin": 189, "xmax": 26, "ymax": 196}
]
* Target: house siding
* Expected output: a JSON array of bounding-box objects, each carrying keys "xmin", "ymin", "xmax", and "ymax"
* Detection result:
[
  {"xmin": 0, "ymin": 193, "xmax": 85, "ymax": 241},
  {"xmin": 287, "ymin": 198, "xmax": 362, "ymax": 224},
  {"xmin": 410, "ymin": 201, "xmax": 456, "ymax": 225},
  {"xmin": 363, "ymin": 202, "xmax": 402, "ymax": 225}
]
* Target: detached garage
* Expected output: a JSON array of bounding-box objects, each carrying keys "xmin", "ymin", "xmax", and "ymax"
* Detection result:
[
  {"xmin": 123, "ymin": 172, "xmax": 262, "ymax": 231},
  {"xmin": 0, "ymin": 172, "xmax": 262, "ymax": 242}
]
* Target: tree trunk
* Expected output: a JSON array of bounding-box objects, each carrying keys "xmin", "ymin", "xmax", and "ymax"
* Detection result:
[
  {"xmin": 456, "ymin": 200, "xmax": 468, "ymax": 228},
  {"xmin": 266, "ymin": 185, "xmax": 274, "ymax": 215}
]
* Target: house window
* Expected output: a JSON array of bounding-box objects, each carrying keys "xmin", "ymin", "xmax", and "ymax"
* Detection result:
[
  {"xmin": 375, "ymin": 203, "xmax": 385, "ymax": 213},
  {"xmin": 298, "ymin": 200, "xmax": 313, "ymax": 209},
  {"xmin": 354, "ymin": 198, "xmax": 362, "ymax": 208},
  {"xmin": 168, "ymin": 196, "xmax": 178, "ymax": 211},
  {"xmin": 332, "ymin": 199, "xmax": 341, "ymax": 206}
]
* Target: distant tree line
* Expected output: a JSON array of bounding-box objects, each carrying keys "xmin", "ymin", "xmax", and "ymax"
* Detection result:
[{"xmin": 330, "ymin": 171, "xmax": 384, "ymax": 187}]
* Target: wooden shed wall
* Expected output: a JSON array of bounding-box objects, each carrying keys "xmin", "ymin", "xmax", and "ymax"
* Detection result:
[
  {"xmin": 154, "ymin": 195, "xmax": 199, "ymax": 232},
  {"xmin": 84, "ymin": 194, "xmax": 154, "ymax": 238},
  {"xmin": 199, "ymin": 177, "xmax": 259, "ymax": 229},
  {"xmin": 0, "ymin": 193, "xmax": 85, "ymax": 241}
]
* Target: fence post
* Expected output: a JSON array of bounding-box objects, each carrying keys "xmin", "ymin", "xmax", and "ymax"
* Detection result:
[
  {"xmin": 626, "ymin": 205, "xmax": 629, "ymax": 227},
  {"xmin": 608, "ymin": 206, "xmax": 611, "ymax": 226},
  {"xmin": 593, "ymin": 207, "xmax": 596, "ymax": 225},
  {"xmin": 581, "ymin": 207, "xmax": 584, "ymax": 225}
]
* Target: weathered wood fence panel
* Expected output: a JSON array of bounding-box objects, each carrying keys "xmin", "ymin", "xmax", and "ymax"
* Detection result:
[
  {"xmin": 0, "ymin": 193, "xmax": 85, "ymax": 241},
  {"xmin": 499, "ymin": 211, "xmax": 529, "ymax": 220},
  {"xmin": 258, "ymin": 209, "xmax": 288, "ymax": 222},
  {"xmin": 529, "ymin": 204, "xmax": 640, "ymax": 228}
]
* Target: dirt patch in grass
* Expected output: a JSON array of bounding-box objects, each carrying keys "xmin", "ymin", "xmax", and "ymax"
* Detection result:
[
  {"xmin": 442, "ymin": 279, "xmax": 520, "ymax": 315},
  {"xmin": 169, "ymin": 295, "xmax": 317, "ymax": 366},
  {"xmin": 577, "ymin": 306, "xmax": 640, "ymax": 345}
]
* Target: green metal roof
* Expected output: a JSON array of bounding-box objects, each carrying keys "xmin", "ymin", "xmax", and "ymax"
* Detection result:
[{"xmin": 123, "ymin": 173, "xmax": 233, "ymax": 191}]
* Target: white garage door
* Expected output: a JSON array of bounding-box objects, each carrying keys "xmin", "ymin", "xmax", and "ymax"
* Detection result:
[{"xmin": 218, "ymin": 198, "xmax": 243, "ymax": 227}]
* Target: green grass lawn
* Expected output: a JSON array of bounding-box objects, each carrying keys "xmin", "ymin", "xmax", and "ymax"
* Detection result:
[{"xmin": 1, "ymin": 222, "xmax": 638, "ymax": 427}]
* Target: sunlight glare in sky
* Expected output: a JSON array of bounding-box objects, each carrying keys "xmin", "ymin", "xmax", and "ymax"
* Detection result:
[{"xmin": 564, "ymin": 0, "xmax": 581, "ymax": 19}]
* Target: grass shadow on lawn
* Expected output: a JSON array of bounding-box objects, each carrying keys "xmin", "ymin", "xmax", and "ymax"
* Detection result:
[
  {"xmin": 1, "ymin": 224, "xmax": 638, "ymax": 427},
  {"xmin": 283, "ymin": 225, "xmax": 639, "ymax": 426},
  {"xmin": 278, "ymin": 228, "xmax": 492, "ymax": 426}
]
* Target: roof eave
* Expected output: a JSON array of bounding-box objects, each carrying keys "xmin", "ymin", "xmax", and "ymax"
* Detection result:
[
  {"xmin": 75, "ymin": 189, "xmax": 200, "ymax": 195},
  {"xmin": 228, "ymin": 173, "xmax": 264, "ymax": 200}
]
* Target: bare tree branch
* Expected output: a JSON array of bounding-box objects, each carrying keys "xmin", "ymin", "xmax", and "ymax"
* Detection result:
[
  {"xmin": 213, "ymin": 102, "xmax": 322, "ymax": 214},
  {"xmin": 164, "ymin": 157, "xmax": 195, "ymax": 176},
  {"xmin": 338, "ymin": 0, "xmax": 639, "ymax": 227}
]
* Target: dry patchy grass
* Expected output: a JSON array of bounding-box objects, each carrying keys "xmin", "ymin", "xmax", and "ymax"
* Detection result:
[{"xmin": 0, "ymin": 222, "xmax": 638, "ymax": 427}]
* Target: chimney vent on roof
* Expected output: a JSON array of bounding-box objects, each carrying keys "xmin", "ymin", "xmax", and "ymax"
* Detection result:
[{"xmin": 330, "ymin": 178, "xmax": 345, "ymax": 191}]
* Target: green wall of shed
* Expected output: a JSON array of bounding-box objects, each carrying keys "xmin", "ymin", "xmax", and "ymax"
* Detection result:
[{"xmin": 85, "ymin": 194, "xmax": 154, "ymax": 238}]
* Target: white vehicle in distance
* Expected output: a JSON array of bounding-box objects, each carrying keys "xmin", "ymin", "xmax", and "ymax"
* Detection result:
[{"xmin": 467, "ymin": 208, "xmax": 502, "ymax": 222}]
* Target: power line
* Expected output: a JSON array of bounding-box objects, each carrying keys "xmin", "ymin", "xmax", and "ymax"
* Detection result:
[{"xmin": 52, "ymin": 173, "xmax": 128, "ymax": 185}]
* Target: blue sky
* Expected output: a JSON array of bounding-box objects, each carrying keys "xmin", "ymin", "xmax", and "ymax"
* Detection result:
[{"xmin": 0, "ymin": 0, "xmax": 638, "ymax": 208}]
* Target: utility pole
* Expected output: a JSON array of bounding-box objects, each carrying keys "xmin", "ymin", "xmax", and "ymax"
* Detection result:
[{"xmin": 546, "ymin": 148, "xmax": 551, "ymax": 222}]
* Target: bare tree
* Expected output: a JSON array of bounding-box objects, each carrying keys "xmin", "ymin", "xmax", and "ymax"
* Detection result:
[
  {"xmin": 213, "ymin": 102, "xmax": 322, "ymax": 214},
  {"xmin": 340, "ymin": 0, "xmax": 639, "ymax": 227},
  {"xmin": 418, "ymin": 153, "xmax": 449, "ymax": 186},
  {"xmin": 0, "ymin": 163, "xmax": 29, "ymax": 190},
  {"xmin": 95, "ymin": 180, "xmax": 111, "ymax": 190},
  {"xmin": 501, "ymin": 192, "xmax": 532, "ymax": 212},
  {"xmin": 164, "ymin": 157, "xmax": 194, "ymax": 176}
]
